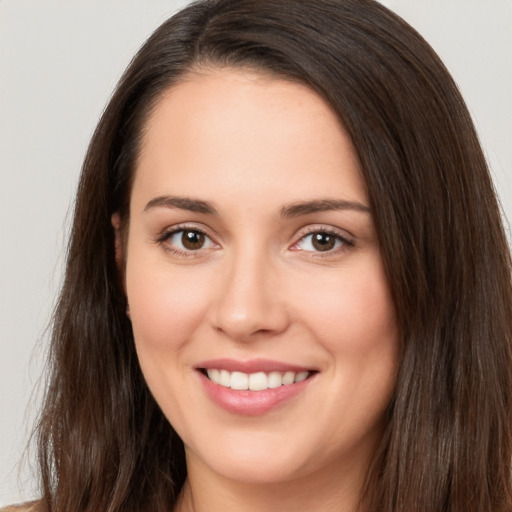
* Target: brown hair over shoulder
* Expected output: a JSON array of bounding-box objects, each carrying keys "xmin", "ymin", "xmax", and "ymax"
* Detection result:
[{"xmin": 36, "ymin": 1, "xmax": 512, "ymax": 511}]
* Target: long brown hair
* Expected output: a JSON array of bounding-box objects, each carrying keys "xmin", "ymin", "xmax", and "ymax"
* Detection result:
[{"xmin": 37, "ymin": 1, "xmax": 512, "ymax": 511}]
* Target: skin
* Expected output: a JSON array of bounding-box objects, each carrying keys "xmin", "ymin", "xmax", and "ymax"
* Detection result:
[{"xmin": 115, "ymin": 68, "xmax": 399, "ymax": 512}]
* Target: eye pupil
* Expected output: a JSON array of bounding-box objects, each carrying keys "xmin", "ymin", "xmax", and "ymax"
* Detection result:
[
  {"xmin": 312, "ymin": 232, "xmax": 335, "ymax": 251},
  {"xmin": 182, "ymin": 230, "xmax": 205, "ymax": 250}
]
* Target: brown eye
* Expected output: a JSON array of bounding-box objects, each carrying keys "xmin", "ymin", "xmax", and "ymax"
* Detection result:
[
  {"xmin": 311, "ymin": 232, "xmax": 336, "ymax": 251},
  {"xmin": 294, "ymin": 230, "xmax": 350, "ymax": 254},
  {"xmin": 163, "ymin": 228, "xmax": 216, "ymax": 254},
  {"xmin": 181, "ymin": 230, "xmax": 205, "ymax": 250}
]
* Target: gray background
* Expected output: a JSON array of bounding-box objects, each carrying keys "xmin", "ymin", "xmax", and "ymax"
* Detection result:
[{"xmin": 1, "ymin": 0, "xmax": 511, "ymax": 505}]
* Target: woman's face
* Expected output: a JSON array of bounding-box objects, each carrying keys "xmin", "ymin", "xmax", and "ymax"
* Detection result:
[{"xmin": 121, "ymin": 69, "xmax": 399, "ymax": 486}]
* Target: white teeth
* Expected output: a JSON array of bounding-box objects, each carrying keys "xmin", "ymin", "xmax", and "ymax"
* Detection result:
[
  {"xmin": 282, "ymin": 371, "xmax": 295, "ymax": 385},
  {"xmin": 219, "ymin": 369, "xmax": 231, "ymax": 387},
  {"xmin": 295, "ymin": 371, "xmax": 309, "ymax": 383},
  {"xmin": 205, "ymin": 369, "xmax": 311, "ymax": 390},
  {"xmin": 207, "ymin": 369, "xmax": 219, "ymax": 382},
  {"xmin": 268, "ymin": 371, "xmax": 283, "ymax": 388},
  {"xmin": 249, "ymin": 372, "xmax": 268, "ymax": 391},
  {"xmin": 230, "ymin": 371, "xmax": 249, "ymax": 390}
]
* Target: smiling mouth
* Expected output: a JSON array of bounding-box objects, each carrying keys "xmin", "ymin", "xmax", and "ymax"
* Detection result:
[{"xmin": 201, "ymin": 369, "xmax": 314, "ymax": 391}]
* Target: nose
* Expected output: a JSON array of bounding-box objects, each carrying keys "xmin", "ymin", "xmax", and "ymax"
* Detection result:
[{"xmin": 210, "ymin": 250, "xmax": 290, "ymax": 342}]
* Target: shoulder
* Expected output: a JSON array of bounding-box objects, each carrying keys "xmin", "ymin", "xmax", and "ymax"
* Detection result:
[{"xmin": 0, "ymin": 502, "xmax": 41, "ymax": 512}]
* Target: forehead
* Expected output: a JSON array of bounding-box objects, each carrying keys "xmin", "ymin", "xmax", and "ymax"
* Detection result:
[{"xmin": 132, "ymin": 68, "xmax": 367, "ymax": 212}]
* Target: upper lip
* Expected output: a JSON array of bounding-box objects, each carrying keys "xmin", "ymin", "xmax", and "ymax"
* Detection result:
[{"xmin": 195, "ymin": 358, "xmax": 315, "ymax": 374}]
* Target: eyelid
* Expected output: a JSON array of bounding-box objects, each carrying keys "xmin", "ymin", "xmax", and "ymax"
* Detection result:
[{"xmin": 156, "ymin": 221, "xmax": 215, "ymax": 239}]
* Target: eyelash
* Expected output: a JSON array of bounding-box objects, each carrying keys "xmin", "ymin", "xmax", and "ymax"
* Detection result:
[{"xmin": 156, "ymin": 225, "xmax": 354, "ymax": 258}]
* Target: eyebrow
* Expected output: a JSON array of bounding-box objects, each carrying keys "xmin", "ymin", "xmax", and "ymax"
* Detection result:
[
  {"xmin": 144, "ymin": 195, "xmax": 218, "ymax": 215},
  {"xmin": 143, "ymin": 195, "xmax": 371, "ymax": 217},
  {"xmin": 279, "ymin": 199, "xmax": 371, "ymax": 217}
]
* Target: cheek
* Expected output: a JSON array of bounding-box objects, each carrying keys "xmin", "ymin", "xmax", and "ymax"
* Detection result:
[
  {"xmin": 126, "ymin": 259, "xmax": 214, "ymax": 350},
  {"xmin": 125, "ymin": 262, "xmax": 216, "ymax": 421},
  {"xmin": 296, "ymin": 260, "xmax": 397, "ymax": 355},
  {"xmin": 297, "ymin": 259, "xmax": 398, "ymax": 435}
]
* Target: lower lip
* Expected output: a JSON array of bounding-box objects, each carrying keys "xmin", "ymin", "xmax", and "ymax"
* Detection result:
[{"xmin": 198, "ymin": 371, "xmax": 314, "ymax": 416}]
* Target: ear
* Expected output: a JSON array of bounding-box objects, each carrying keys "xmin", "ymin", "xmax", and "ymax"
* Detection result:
[{"xmin": 111, "ymin": 213, "xmax": 127, "ymax": 296}]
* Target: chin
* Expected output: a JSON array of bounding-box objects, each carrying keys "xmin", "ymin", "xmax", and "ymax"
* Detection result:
[
  {"xmin": 184, "ymin": 426, "xmax": 342, "ymax": 487},
  {"xmin": 198, "ymin": 451, "xmax": 310, "ymax": 485}
]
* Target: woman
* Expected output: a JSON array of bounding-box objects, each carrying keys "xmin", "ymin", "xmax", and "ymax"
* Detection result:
[{"xmin": 5, "ymin": 0, "xmax": 512, "ymax": 511}]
